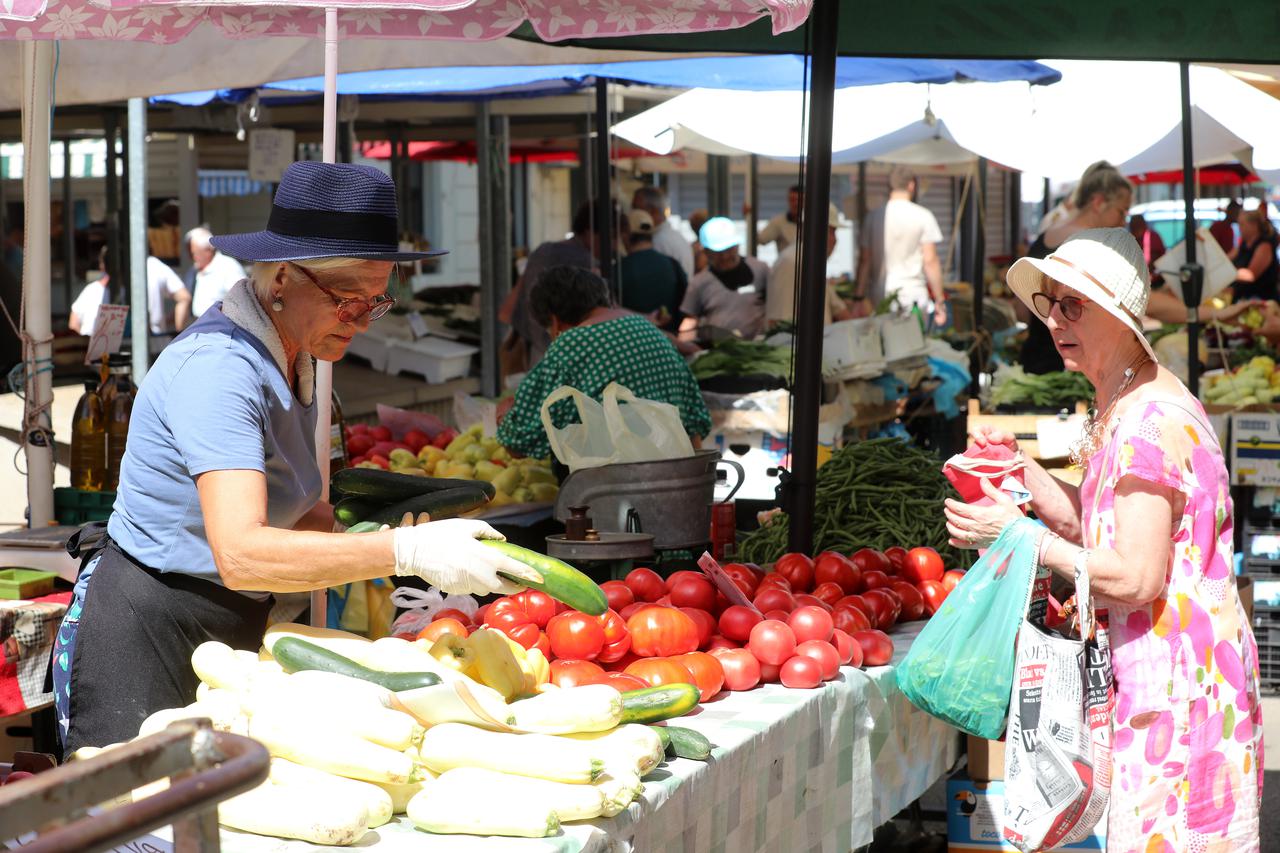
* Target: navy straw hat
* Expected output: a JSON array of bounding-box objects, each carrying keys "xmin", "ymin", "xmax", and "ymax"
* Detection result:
[{"xmin": 210, "ymin": 161, "xmax": 445, "ymax": 262}]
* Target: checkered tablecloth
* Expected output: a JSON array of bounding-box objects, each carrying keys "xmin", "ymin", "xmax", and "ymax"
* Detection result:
[
  {"xmin": 0, "ymin": 593, "xmax": 71, "ymax": 717},
  {"xmin": 211, "ymin": 622, "xmax": 960, "ymax": 853}
]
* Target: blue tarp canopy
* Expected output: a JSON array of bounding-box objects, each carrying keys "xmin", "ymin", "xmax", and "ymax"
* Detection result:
[{"xmin": 153, "ymin": 55, "xmax": 1060, "ymax": 106}]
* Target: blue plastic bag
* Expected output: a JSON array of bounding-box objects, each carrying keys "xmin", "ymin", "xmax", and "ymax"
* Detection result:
[{"xmin": 895, "ymin": 518, "xmax": 1040, "ymax": 739}]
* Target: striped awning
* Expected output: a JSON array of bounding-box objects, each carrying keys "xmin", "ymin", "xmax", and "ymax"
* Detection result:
[{"xmin": 198, "ymin": 169, "xmax": 270, "ymax": 197}]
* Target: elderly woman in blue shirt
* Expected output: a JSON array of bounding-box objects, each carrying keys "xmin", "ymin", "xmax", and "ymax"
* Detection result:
[{"xmin": 52, "ymin": 163, "xmax": 537, "ymax": 753}]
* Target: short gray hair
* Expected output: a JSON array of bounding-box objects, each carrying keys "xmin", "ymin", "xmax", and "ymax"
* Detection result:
[
  {"xmin": 250, "ymin": 256, "xmax": 378, "ymax": 303},
  {"xmin": 185, "ymin": 226, "xmax": 214, "ymax": 251},
  {"xmin": 632, "ymin": 185, "xmax": 667, "ymax": 213}
]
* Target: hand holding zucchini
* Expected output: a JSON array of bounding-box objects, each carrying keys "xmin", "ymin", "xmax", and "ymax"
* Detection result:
[
  {"xmin": 482, "ymin": 541, "xmax": 607, "ymax": 615},
  {"xmin": 392, "ymin": 519, "xmax": 544, "ymax": 597}
]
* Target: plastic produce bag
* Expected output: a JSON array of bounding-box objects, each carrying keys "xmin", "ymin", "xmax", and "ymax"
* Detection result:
[
  {"xmin": 943, "ymin": 445, "xmax": 1031, "ymax": 508},
  {"xmin": 541, "ymin": 382, "xmax": 693, "ymax": 472},
  {"xmin": 389, "ymin": 587, "xmax": 479, "ymax": 638},
  {"xmin": 895, "ymin": 518, "xmax": 1040, "ymax": 739}
]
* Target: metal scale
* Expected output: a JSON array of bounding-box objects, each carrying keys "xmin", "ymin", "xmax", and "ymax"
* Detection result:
[{"xmin": 545, "ymin": 450, "xmax": 745, "ymax": 581}]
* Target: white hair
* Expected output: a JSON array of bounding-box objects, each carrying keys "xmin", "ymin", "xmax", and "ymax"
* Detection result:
[
  {"xmin": 185, "ymin": 226, "xmax": 214, "ymax": 251},
  {"xmin": 250, "ymin": 256, "xmax": 376, "ymax": 302}
]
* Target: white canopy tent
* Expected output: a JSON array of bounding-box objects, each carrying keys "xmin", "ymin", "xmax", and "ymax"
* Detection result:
[{"xmin": 613, "ymin": 60, "xmax": 1280, "ymax": 184}]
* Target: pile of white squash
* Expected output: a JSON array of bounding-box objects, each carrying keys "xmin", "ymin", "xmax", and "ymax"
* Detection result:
[{"xmin": 70, "ymin": 623, "xmax": 667, "ymax": 844}]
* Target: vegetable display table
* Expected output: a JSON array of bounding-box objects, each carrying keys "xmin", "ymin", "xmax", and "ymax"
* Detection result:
[{"xmin": 169, "ymin": 622, "xmax": 959, "ymax": 852}]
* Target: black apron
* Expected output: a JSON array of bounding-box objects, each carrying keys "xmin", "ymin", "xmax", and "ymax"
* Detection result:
[{"xmin": 60, "ymin": 525, "xmax": 272, "ymax": 753}]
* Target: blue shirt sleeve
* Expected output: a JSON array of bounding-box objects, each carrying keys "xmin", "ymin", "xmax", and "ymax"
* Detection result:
[{"xmin": 163, "ymin": 345, "xmax": 269, "ymax": 476}]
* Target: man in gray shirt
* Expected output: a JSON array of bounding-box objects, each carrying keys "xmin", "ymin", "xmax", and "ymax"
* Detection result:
[{"xmin": 680, "ymin": 216, "xmax": 768, "ymax": 341}]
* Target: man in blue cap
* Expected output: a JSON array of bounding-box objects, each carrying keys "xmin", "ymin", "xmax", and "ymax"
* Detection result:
[{"xmin": 679, "ymin": 216, "xmax": 769, "ymax": 341}]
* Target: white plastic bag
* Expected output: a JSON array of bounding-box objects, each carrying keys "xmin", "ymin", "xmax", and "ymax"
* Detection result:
[
  {"xmin": 1002, "ymin": 558, "xmax": 1112, "ymax": 852},
  {"xmin": 388, "ymin": 587, "xmax": 478, "ymax": 638},
  {"xmin": 541, "ymin": 382, "xmax": 694, "ymax": 472}
]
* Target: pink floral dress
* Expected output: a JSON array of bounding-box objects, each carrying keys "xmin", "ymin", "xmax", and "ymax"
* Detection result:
[{"xmin": 1080, "ymin": 394, "xmax": 1263, "ymax": 852}]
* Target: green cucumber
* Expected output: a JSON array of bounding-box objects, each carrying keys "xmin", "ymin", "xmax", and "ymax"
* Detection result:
[
  {"xmin": 663, "ymin": 725, "xmax": 712, "ymax": 761},
  {"xmin": 272, "ymin": 636, "xmax": 441, "ymax": 692},
  {"xmin": 482, "ymin": 541, "xmax": 608, "ymax": 615},
  {"xmin": 334, "ymin": 496, "xmax": 381, "ymax": 527},
  {"xmin": 362, "ymin": 487, "xmax": 491, "ymax": 527},
  {"xmin": 331, "ymin": 468, "xmax": 495, "ymax": 503},
  {"xmin": 344, "ymin": 521, "xmax": 383, "ymax": 534},
  {"xmin": 619, "ymin": 684, "xmax": 700, "ymax": 724},
  {"xmin": 652, "ymin": 725, "xmax": 672, "ymax": 754}
]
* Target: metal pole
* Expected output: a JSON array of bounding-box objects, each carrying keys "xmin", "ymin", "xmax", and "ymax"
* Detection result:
[
  {"xmin": 1041, "ymin": 177, "xmax": 1051, "ymax": 220},
  {"xmin": 707, "ymin": 155, "xmax": 730, "ymax": 218},
  {"xmin": 390, "ymin": 123, "xmax": 404, "ymax": 228},
  {"xmin": 1179, "ymin": 61, "xmax": 1202, "ymax": 397},
  {"xmin": 21, "ymin": 42, "xmax": 55, "ymax": 529},
  {"xmin": 1008, "ymin": 169, "xmax": 1021, "ymax": 255},
  {"xmin": 103, "ymin": 111, "xmax": 121, "ymax": 301},
  {"xmin": 127, "ymin": 98, "xmax": 149, "ymax": 382},
  {"xmin": 177, "ymin": 133, "xmax": 198, "ymax": 272},
  {"xmin": 968, "ymin": 159, "xmax": 987, "ymax": 398},
  {"xmin": 747, "ymin": 154, "xmax": 759, "ymax": 257},
  {"xmin": 62, "ymin": 139, "xmax": 74, "ymax": 312},
  {"xmin": 475, "ymin": 104, "xmax": 509, "ymax": 400},
  {"xmin": 786, "ymin": 0, "xmax": 839, "ymax": 555},
  {"xmin": 593, "ymin": 78, "xmax": 615, "ymax": 293},
  {"xmin": 311, "ymin": 6, "xmax": 338, "ymax": 627},
  {"xmin": 856, "ymin": 161, "xmax": 867, "ymax": 281}
]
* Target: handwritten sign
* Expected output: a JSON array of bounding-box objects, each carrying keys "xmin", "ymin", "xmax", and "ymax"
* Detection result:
[
  {"xmin": 697, "ymin": 551, "xmax": 760, "ymax": 612},
  {"xmin": 248, "ymin": 128, "xmax": 296, "ymax": 183},
  {"xmin": 406, "ymin": 311, "xmax": 429, "ymax": 340},
  {"xmin": 84, "ymin": 304, "xmax": 129, "ymax": 366}
]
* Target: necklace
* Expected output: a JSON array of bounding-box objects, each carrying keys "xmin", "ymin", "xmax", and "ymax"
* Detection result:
[{"xmin": 1070, "ymin": 355, "xmax": 1150, "ymax": 466}]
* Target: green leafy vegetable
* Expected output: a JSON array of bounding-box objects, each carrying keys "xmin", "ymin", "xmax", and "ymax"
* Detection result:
[
  {"xmin": 990, "ymin": 365, "xmax": 1094, "ymax": 410},
  {"xmin": 690, "ymin": 339, "xmax": 793, "ymax": 382}
]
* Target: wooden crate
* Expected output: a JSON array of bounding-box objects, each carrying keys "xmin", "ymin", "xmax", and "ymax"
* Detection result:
[{"xmin": 965, "ymin": 398, "xmax": 1088, "ymax": 463}]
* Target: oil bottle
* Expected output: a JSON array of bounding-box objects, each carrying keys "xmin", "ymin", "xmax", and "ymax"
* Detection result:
[
  {"xmin": 106, "ymin": 375, "xmax": 134, "ymax": 490},
  {"xmin": 70, "ymin": 380, "xmax": 107, "ymax": 491},
  {"xmin": 329, "ymin": 389, "xmax": 349, "ymax": 472}
]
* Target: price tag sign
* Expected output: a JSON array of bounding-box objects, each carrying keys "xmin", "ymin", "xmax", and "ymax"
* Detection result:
[
  {"xmin": 406, "ymin": 312, "xmax": 429, "ymax": 340},
  {"xmin": 697, "ymin": 551, "xmax": 760, "ymax": 612},
  {"xmin": 248, "ymin": 128, "xmax": 296, "ymax": 183},
  {"xmin": 83, "ymin": 304, "xmax": 129, "ymax": 366}
]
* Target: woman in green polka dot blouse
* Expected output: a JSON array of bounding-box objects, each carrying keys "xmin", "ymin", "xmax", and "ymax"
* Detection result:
[{"xmin": 497, "ymin": 265, "xmax": 712, "ymax": 461}]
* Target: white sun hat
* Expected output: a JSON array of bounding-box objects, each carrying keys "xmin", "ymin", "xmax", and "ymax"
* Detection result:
[{"xmin": 1005, "ymin": 227, "xmax": 1157, "ymax": 363}]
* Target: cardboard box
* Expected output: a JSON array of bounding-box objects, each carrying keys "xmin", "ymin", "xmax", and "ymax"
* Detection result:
[
  {"xmin": 946, "ymin": 771, "xmax": 1105, "ymax": 852},
  {"xmin": 966, "ymin": 735, "xmax": 1005, "ymax": 783},
  {"xmin": 1230, "ymin": 413, "xmax": 1280, "ymax": 486}
]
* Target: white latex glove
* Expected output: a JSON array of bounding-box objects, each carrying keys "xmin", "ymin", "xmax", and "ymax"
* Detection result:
[{"xmin": 392, "ymin": 519, "xmax": 543, "ymax": 596}]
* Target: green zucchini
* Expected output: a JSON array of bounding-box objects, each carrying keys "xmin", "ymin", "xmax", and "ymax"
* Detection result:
[
  {"xmin": 334, "ymin": 496, "xmax": 381, "ymax": 527},
  {"xmin": 482, "ymin": 541, "xmax": 608, "ymax": 615},
  {"xmin": 662, "ymin": 725, "xmax": 712, "ymax": 761},
  {"xmin": 652, "ymin": 725, "xmax": 672, "ymax": 753},
  {"xmin": 331, "ymin": 468, "xmax": 495, "ymax": 503},
  {"xmin": 362, "ymin": 487, "xmax": 491, "ymax": 527},
  {"xmin": 344, "ymin": 521, "xmax": 383, "ymax": 534},
  {"xmin": 618, "ymin": 684, "xmax": 700, "ymax": 724},
  {"xmin": 272, "ymin": 636, "xmax": 441, "ymax": 692}
]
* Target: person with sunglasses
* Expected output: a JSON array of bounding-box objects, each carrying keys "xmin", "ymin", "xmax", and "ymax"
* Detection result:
[
  {"xmin": 946, "ymin": 228, "xmax": 1261, "ymax": 852},
  {"xmin": 52, "ymin": 162, "xmax": 541, "ymax": 755}
]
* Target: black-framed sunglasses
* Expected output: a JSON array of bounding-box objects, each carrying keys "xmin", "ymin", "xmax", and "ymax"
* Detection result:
[
  {"xmin": 1031, "ymin": 291, "xmax": 1085, "ymax": 322},
  {"xmin": 290, "ymin": 262, "xmax": 397, "ymax": 323}
]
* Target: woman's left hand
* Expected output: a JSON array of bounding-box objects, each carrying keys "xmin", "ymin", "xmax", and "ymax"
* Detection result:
[{"xmin": 943, "ymin": 477, "xmax": 1024, "ymax": 550}]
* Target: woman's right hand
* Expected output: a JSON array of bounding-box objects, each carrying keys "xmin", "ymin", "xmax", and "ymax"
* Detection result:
[
  {"xmin": 970, "ymin": 424, "xmax": 1019, "ymax": 455},
  {"xmin": 392, "ymin": 519, "xmax": 543, "ymax": 596}
]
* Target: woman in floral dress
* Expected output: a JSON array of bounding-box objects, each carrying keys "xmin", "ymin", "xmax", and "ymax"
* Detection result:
[{"xmin": 945, "ymin": 228, "xmax": 1262, "ymax": 851}]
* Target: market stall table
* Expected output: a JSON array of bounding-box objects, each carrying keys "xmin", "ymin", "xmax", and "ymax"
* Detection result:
[{"xmin": 169, "ymin": 621, "xmax": 959, "ymax": 853}]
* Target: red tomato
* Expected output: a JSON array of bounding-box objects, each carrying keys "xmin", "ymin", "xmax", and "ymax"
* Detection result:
[
  {"xmin": 417, "ymin": 618, "xmax": 470, "ymax": 644},
  {"xmin": 601, "ymin": 651, "xmax": 641, "ymax": 672},
  {"xmin": 712, "ymin": 591, "xmax": 733, "ymax": 616},
  {"xmin": 624, "ymin": 657, "xmax": 695, "ymax": 688},
  {"xmin": 718, "ymin": 605, "xmax": 763, "ymax": 643},
  {"xmin": 918, "ymin": 580, "xmax": 948, "ymax": 616},
  {"xmin": 675, "ymin": 651, "xmax": 724, "ymax": 701},
  {"xmin": 618, "ymin": 601, "xmax": 651, "ymax": 621},
  {"xmin": 549, "ymin": 659, "xmax": 605, "ymax": 688},
  {"xmin": 600, "ymin": 580, "xmax": 635, "ymax": 612},
  {"xmin": 532, "ymin": 632, "xmax": 551, "ymax": 659},
  {"xmin": 664, "ymin": 570, "xmax": 703, "ymax": 593},
  {"xmin": 706, "ymin": 635, "xmax": 739, "ymax": 652},
  {"xmin": 403, "ymin": 429, "xmax": 431, "ymax": 453},
  {"xmin": 625, "ymin": 606, "xmax": 699, "ymax": 657},
  {"xmin": 835, "ymin": 595, "xmax": 873, "ymax": 619},
  {"xmin": 779, "ymin": 655, "xmax": 823, "ymax": 688},
  {"xmin": 830, "ymin": 628, "xmax": 863, "ymax": 667},
  {"xmin": 787, "ymin": 605, "xmax": 834, "ymax": 644},
  {"xmin": 862, "ymin": 589, "xmax": 901, "ymax": 630},
  {"xmin": 433, "ymin": 607, "xmax": 473, "ymax": 626},
  {"xmin": 884, "ymin": 546, "xmax": 908, "ymax": 572},
  {"xmin": 813, "ymin": 552, "xmax": 860, "ymax": 593},
  {"xmin": 849, "ymin": 548, "xmax": 890, "ymax": 577},
  {"xmin": 792, "ymin": 593, "xmax": 832, "ymax": 613},
  {"xmin": 851, "ymin": 629, "xmax": 895, "ymax": 666},
  {"xmin": 758, "ymin": 662, "xmax": 782, "ymax": 683},
  {"xmin": 669, "ymin": 576, "xmax": 717, "ymax": 612},
  {"xmin": 679, "ymin": 607, "xmax": 717, "ymax": 650},
  {"xmin": 709, "ymin": 647, "xmax": 761, "ymax": 691},
  {"xmin": 752, "ymin": 587, "xmax": 795, "ymax": 614},
  {"xmin": 942, "ymin": 569, "xmax": 966, "ymax": 592},
  {"xmin": 794, "ymin": 640, "xmax": 841, "ymax": 680},
  {"xmin": 346, "ymin": 433, "xmax": 375, "ymax": 457},
  {"xmin": 763, "ymin": 610, "xmax": 791, "ymax": 623},
  {"xmin": 861, "ymin": 570, "xmax": 891, "ymax": 591},
  {"xmin": 755, "ymin": 574, "xmax": 792, "ymax": 593},
  {"xmin": 832, "ymin": 605, "xmax": 872, "ymax": 634},
  {"xmin": 902, "ymin": 547, "xmax": 945, "ymax": 583},
  {"xmin": 811, "ymin": 582, "xmax": 845, "ymax": 606},
  {"xmin": 487, "ymin": 601, "xmax": 533, "ymax": 635},
  {"xmin": 595, "ymin": 609, "xmax": 632, "ymax": 663},
  {"xmin": 889, "ymin": 582, "xmax": 925, "ymax": 621},
  {"xmin": 473, "ymin": 603, "xmax": 490, "ymax": 626},
  {"xmin": 546, "ymin": 611, "xmax": 606, "ymax": 660},
  {"xmin": 347, "ymin": 423, "xmax": 369, "ymax": 435},
  {"xmin": 655, "ymin": 595, "xmax": 673, "ymax": 608},
  {"xmin": 747, "ymin": 619, "xmax": 797, "ymax": 666},
  {"xmin": 507, "ymin": 622, "xmax": 543, "ymax": 649},
  {"xmin": 625, "ymin": 568, "xmax": 667, "ymax": 602},
  {"xmin": 368, "ymin": 425, "xmax": 392, "ymax": 442},
  {"xmin": 773, "ymin": 553, "xmax": 815, "ymax": 593},
  {"xmin": 513, "ymin": 590, "xmax": 557, "ymax": 629},
  {"xmin": 722, "ymin": 563, "xmax": 759, "ymax": 596},
  {"xmin": 598, "ymin": 671, "xmax": 648, "ymax": 692}
]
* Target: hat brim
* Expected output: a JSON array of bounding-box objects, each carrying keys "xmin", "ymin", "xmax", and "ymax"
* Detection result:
[
  {"xmin": 1007, "ymin": 255, "xmax": 1157, "ymax": 364},
  {"xmin": 211, "ymin": 231, "xmax": 447, "ymax": 263}
]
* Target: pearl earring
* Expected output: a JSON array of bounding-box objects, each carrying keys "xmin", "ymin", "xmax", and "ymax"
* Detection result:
[{"xmin": 272, "ymin": 297, "xmax": 284, "ymax": 312}]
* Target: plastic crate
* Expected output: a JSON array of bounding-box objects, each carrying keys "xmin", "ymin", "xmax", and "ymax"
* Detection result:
[
  {"xmin": 0, "ymin": 569, "xmax": 57, "ymax": 600},
  {"xmin": 53, "ymin": 487, "xmax": 115, "ymax": 526}
]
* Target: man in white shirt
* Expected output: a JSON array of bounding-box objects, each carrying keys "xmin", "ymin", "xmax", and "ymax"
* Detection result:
[
  {"xmin": 185, "ymin": 226, "xmax": 247, "ymax": 317},
  {"xmin": 758, "ymin": 184, "xmax": 801, "ymax": 253},
  {"xmin": 632, "ymin": 186, "xmax": 694, "ymax": 279},
  {"xmin": 147, "ymin": 256, "xmax": 192, "ymax": 334},
  {"xmin": 766, "ymin": 203, "xmax": 851, "ymax": 328},
  {"xmin": 855, "ymin": 166, "xmax": 948, "ymax": 326}
]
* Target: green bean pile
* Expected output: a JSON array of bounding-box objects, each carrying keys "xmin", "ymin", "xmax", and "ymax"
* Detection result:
[{"xmin": 738, "ymin": 438, "xmax": 972, "ymax": 567}]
